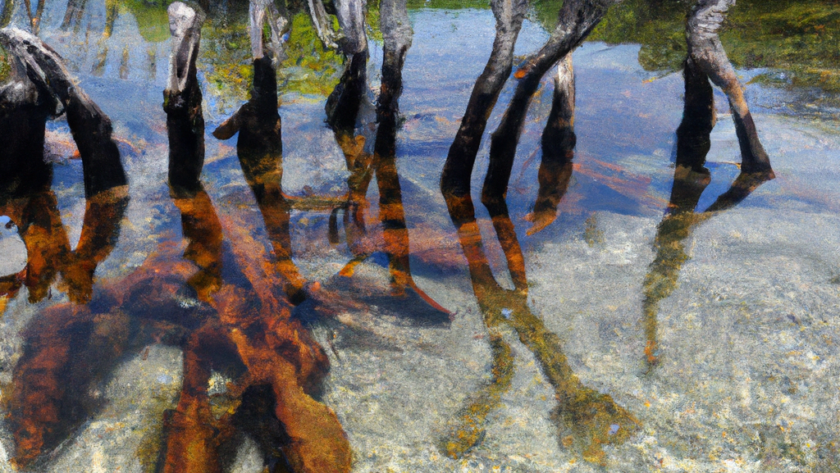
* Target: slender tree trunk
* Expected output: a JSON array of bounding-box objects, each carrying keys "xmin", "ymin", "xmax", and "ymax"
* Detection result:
[
  {"xmin": 686, "ymin": 0, "xmax": 772, "ymax": 175},
  {"xmin": 307, "ymin": 0, "xmax": 339, "ymax": 49},
  {"xmin": 0, "ymin": 79, "xmax": 52, "ymax": 198},
  {"xmin": 481, "ymin": 0, "xmax": 620, "ymax": 205},
  {"xmin": 642, "ymin": 56, "xmax": 773, "ymax": 369},
  {"xmin": 164, "ymin": 2, "xmax": 206, "ymax": 195},
  {"xmin": 334, "ymin": 0, "xmax": 367, "ymax": 55},
  {"xmin": 325, "ymin": 0, "xmax": 368, "ymax": 126},
  {"xmin": 439, "ymin": 0, "xmax": 529, "ymax": 199},
  {"xmin": 526, "ymin": 54, "xmax": 576, "ymax": 235}
]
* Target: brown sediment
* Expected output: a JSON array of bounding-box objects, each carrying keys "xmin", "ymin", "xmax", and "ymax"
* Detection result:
[
  {"xmin": 6, "ymin": 176, "xmax": 351, "ymax": 470},
  {"xmin": 10, "ymin": 304, "xmax": 132, "ymax": 468},
  {"xmin": 161, "ymin": 325, "xmax": 232, "ymax": 473},
  {"xmin": 61, "ymin": 186, "xmax": 129, "ymax": 303},
  {"xmin": 180, "ymin": 7, "xmax": 352, "ymax": 467}
]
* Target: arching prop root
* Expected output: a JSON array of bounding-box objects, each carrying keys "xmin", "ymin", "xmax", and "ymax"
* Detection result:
[{"xmin": 0, "ymin": 27, "xmax": 127, "ymax": 198}]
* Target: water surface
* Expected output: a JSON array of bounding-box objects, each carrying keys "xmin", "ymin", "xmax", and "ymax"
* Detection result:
[{"xmin": 2, "ymin": 1, "xmax": 840, "ymax": 471}]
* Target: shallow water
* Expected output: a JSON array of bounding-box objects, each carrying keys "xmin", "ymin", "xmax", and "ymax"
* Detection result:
[{"xmin": 2, "ymin": 1, "xmax": 840, "ymax": 472}]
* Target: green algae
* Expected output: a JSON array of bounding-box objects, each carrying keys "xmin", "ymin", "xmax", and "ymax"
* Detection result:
[
  {"xmin": 0, "ymin": 48, "xmax": 9, "ymax": 84},
  {"xmin": 121, "ymin": 0, "xmax": 171, "ymax": 43},
  {"xmin": 406, "ymin": 0, "xmax": 490, "ymax": 10},
  {"xmin": 279, "ymin": 12, "xmax": 343, "ymax": 97}
]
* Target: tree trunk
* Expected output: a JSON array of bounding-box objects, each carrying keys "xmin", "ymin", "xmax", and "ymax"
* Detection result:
[
  {"xmin": 439, "ymin": 0, "xmax": 529, "ymax": 199},
  {"xmin": 163, "ymin": 2, "xmax": 206, "ymax": 195},
  {"xmin": 686, "ymin": 0, "xmax": 772, "ymax": 175},
  {"xmin": 527, "ymin": 54, "xmax": 576, "ymax": 235},
  {"xmin": 0, "ymin": 27, "xmax": 128, "ymax": 198}
]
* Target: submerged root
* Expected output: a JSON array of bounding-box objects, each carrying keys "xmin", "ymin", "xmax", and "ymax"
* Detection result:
[{"xmin": 439, "ymin": 333, "xmax": 514, "ymax": 458}]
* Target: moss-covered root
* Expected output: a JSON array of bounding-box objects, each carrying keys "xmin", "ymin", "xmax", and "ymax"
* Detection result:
[
  {"xmin": 439, "ymin": 333, "xmax": 514, "ymax": 458},
  {"xmin": 507, "ymin": 307, "xmax": 640, "ymax": 466}
]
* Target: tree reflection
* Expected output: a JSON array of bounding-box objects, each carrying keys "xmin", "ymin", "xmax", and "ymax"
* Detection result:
[
  {"xmin": 642, "ymin": 56, "xmax": 774, "ymax": 369},
  {"xmin": 8, "ymin": 4, "xmax": 351, "ymax": 471},
  {"xmin": 321, "ymin": 0, "xmax": 450, "ymax": 320},
  {"xmin": 439, "ymin": 3, "xmax": 636, "ymax": 463},
  {"xmin": 442, "ymin": 184, "xmax": 638, "ymax": 466},
  {"xmin": 0, "ymin": 188, "xmax": 128, "ymax": 309}
]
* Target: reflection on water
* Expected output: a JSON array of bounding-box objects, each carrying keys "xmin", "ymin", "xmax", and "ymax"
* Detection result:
[
  {"xmin": 1, "ymin": 0, "xmax": 840, "ymax": 470},
  {"xmin": 642, "ymin": 56, "xmax": 773, "ymax": 369}
]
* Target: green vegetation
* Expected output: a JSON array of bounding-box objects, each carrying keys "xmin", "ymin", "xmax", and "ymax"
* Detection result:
[
  {"xmin": 722, "ymin": 1, "xmax": 840, "ymax": 92},
  {"xmin": 109, "ymin": 0, "xmax": 344, "ymax": 112},
  {"xmin": 0, "ymin": 46, "xmax": 9, "ymax": 84},
  {"xmin": 277, "ymin": 12, "xmax": 343, "ymax": 97},
  {"xmin": 104, "ymin": 0, "xmax": 840, "ymax": 102},
  {"xmin": 366, "ymin": 0, "xmax": 383, "ymax": 42},
  {"xmin": 533, "ymin": 0, "xmax": 840, "ymax": 93},
  {"xmin": 200, "ymin": 6, "xmax": 255, "ymax": 113},
  {"xmin": 406, "ymin": 0, "xmax": 490, "ymax": 9},
  {"xmin": 122, "ymin": 0, "xmax": 171, "ymax": 43}
]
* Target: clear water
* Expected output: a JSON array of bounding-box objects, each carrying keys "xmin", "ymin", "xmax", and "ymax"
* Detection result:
[{"xmin": 2, "ymin": 2, "xmax": 840, "ymax": 472}]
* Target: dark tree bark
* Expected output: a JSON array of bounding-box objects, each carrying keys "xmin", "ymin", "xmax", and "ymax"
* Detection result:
[
  {"xmin": 526, "ymin": 54, "xmax": 576, "ymax": 235},
  {"xmin": 324, "ymin": 0, "xmax": 368, "ymax": 127},
  {"xmin": 325, "ymin": 49, "xmax": 368, "ymax": 132},
  {"xmin": 686, "ymin": 0, "xmax": 773, "ymax": 175},
  {"xmin": 0, "ymin": 74, "xmax": 52, "ymax": 198},
  {"xmin": 163, "ymin": 2, "xmax": 206, "ymax": 195},
  {"xmin": 481, "ymin": 0, "xmax": 620, "ymax": 205},
  {"xmin": 0, "ymin": 27, "xmax": 128, "ymax": 198},
  {"xmin": 374, "ymin": 0, "xmax": 410, "ymax": 290},
  {"xmin": 439, "ymin": 0, "xmax": 529, "ymax": 199},
  {"xmin": 642, "ymin": 56, "xmax": 773, "ymax": 369},
  {"xmin": 214, "ymin": 2, "xmax": 310, "ymax": 305},
  {"xmin": 372, "ymin": 0, "xmax": 448, "ymax": 318}
]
